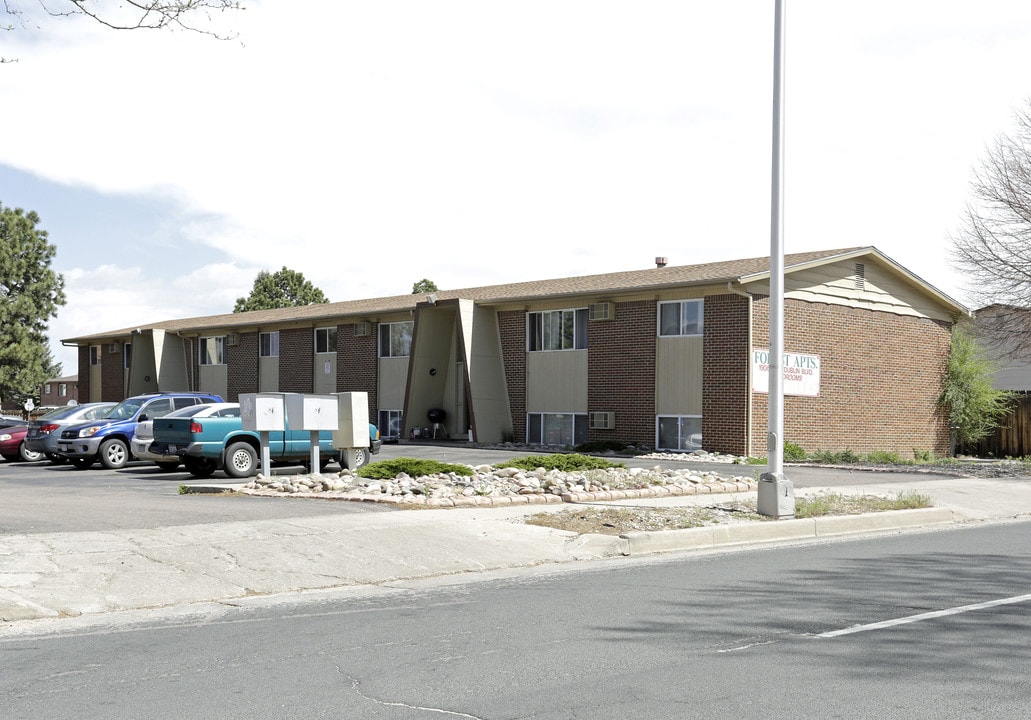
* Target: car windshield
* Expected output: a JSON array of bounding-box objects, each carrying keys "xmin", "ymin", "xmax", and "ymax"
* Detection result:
[
  {"xmin": 39, "ymin": 405, "xmax": 82, "ymax": 421},
  {"xmin": 103, "ymin": 399, "xmax": 144, "ymax": 420}
]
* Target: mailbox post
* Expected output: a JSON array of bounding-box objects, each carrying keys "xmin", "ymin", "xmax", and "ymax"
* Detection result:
[
  {"xmin": 286, "ymin": 393, "xmax": 338, "ymax": 474},
  {"xmin": 333, "ymin": 391, "xmax": 371, "ymax": 470},
  {"xmin": 240, "ymin": 392, "xmax": 286, "ymax": 478}
]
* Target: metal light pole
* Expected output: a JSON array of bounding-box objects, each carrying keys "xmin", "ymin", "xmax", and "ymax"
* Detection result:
[{"xmin": 757, "ymin": 0, "xmax": 795, "ymax": 518}]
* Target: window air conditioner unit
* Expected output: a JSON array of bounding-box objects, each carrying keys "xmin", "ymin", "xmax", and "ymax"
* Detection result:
[
  {"xmin": 107, "ymin": 342, "xmax": 119, "ymax": 354},
  {"xmin": 227, "ymin": 332, "xmax": 240, "ymax": 347},
  {"xmin": 589, "ymin": 302, "xmax": 614, "ymax": 321},
  {"xmin": 354, "ymin": 321, "xmax": 371, "ymax": 337},
  {"xmin": 589, "ymin": 411, "xmax": 615, "ymax": 430}
]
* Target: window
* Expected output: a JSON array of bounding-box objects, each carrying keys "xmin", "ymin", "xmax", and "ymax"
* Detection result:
[
  {"xmin": 526, "ymin": 413, "xmax": 588, "ymax": 446},
  {"xmin": 199, "ymin": 336, "xmax": 226, "ymax": 365},
  {"xmin": 656, "ymin": 415, "xmax": 702, "ymax": 452},
  {"xmin": 44, "ymin": 383, "xmax": 51, "ymax": 394},
  {"xmin": 90, "ymin": 346, "xmax": 101, "ymax": 365},
  {"xmin": 124, "ymin": 343, "xmax": 132, "ymax": 369},
  {"xmin": 58, "ymin": 383, "xmax": 67, "ymax": 397},
  {"xmin": 527, "ymin": 308, "xmax": 588, "ymax": 351},
  {"xmin": 378, "ymin": 409, "xmax": 403, "ymax": 440},
  {"xmin": 379, "ymin": 321, "xmax": 413, "ymax": 358},
  {"xmin": 260, "ymin": 331, "xmax": 280, "ymax": 358},
  {"xmin": 315, "ymin": 327, "xmax": 337, "ymax": 354},
  {"xmin": 658, "ymin": 299, "xmax": 704, "ymax": 337}
]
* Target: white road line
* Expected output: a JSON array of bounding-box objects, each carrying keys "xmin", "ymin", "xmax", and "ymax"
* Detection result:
[{"xmin": 817, "ymin": 592, "xmax": 1031, "ymax": 638}]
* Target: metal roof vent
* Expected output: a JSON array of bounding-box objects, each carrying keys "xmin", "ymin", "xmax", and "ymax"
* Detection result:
[
  {"xmin": 854, "ymin": 263, "xmax": 866, "ymax": 290},
  {"xmin": 655, "ymin": 257, "xmax": 668, "ymax": 268}
]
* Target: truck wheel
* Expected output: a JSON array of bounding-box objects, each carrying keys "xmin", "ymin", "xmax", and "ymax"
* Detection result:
[
  {"xmin": 342, "ymin": 447, "xmax": 371, "ymax": 470},
  {"xmin": 184, "ymin": 458, "xmax": 217, "ymax": 479},
  {"xmin": 224, "ymin": 442, "xmax": 257, "ymax": 478},
  {"xmin": 99, "ymin": 438, "xmax": 130, "ymax": 469}
]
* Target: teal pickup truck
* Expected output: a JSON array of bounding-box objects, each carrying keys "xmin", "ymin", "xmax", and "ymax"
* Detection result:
[{"xmin": 149, "ymin": 404, "xmax": 382, "ymax": 478}]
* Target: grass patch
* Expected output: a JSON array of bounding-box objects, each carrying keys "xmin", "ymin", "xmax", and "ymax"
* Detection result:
[
  {"xmin": 794, "ymin": 491, "xmax": 932, "ymax": 518},
  {"xmin": 358, "ymin": 458, "xmax": 475, "ymax": 480},
  {"xmin": 495, "ymin": 453, "xmax": 625, "ymax": 472}
]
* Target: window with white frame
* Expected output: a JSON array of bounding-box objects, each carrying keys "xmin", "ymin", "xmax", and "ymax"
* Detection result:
[
  {"xmin": 527, "ymin": 308, "xmax": 589, "ymax": 351},
  {"xmin": 658, "ymin": 299, "xmax": 704, "ymax": 337},
  {"xmin": 123, "ymin": 343, "xmax": 132, "ymax": 369},
  {"xmin": 526, "ymin": 413, "xmax": 588, "ymax": 446},
  {"xmin": 656, "ymin": 415, "xmax": 702, "ymax": 452},
  {"xmin": 89, "ymin": 346, "xmax": 101, "ymax": 365},
  {"xmin": 379, "ymin": 321, "xmax": 413, "ymax": 358},
  {"xmin": 260, "ymin": 331, "xmax": 280, "ymax": 357},
  {"xmin": 315, "ymin": 327, "xmax": 337, "ymax": 354},
  {"xmin": 44, "ymin": 383, "xmax": 51, "ymax": 394},
  {"xmin": 199, "ymin": 336, "xmax": 226, "ymax": 365},
  {"xmin": 378, "ymin": 409, "xmax": 403, "ymax": 440},
  {"xmin": 58, "ymin": 383, "xmax": 67, "ymax": 397}
]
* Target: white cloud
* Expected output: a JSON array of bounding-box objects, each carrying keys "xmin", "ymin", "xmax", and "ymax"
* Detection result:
[{"xmin": 4, "ymin": 1, "xmax": 1031, "ymax": 375}]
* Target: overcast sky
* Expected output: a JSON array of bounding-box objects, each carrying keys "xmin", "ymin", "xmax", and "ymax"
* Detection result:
[{"xmin": 3, "ymin": 1, "xmax": 1031, "ymax": 375}]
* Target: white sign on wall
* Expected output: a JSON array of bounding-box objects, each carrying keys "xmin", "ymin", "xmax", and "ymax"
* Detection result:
[{"xmin": 752, "ymin": 349, "xmax": 821, "ymax": 397}]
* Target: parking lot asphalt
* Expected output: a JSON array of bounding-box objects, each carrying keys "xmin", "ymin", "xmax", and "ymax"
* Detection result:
[{"xmin": 3, "ymin": 444, "xmax": 1031, "ymax": 628}]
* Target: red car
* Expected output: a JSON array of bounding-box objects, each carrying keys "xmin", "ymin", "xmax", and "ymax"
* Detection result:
[{"xmin": 1, "ymin": 425, "xmax": 44, "ymax": 463}]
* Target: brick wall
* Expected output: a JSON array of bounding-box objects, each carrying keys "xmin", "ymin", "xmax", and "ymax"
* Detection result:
[
  {"xmin": 751, "ymin": 298, "xmax": 951, "ymax": 456},
  {"xmin": 77, "ymin": 347, "xmax": 90, "ymax": 402},
  {"xmin": 498, "ymin": 310, "xmax": 526, "ymax": 442},
  {"xmin": 278, "ymin": 328, "xmax": 314, "ymax": 393},
  {"xmin": 100, "ymin": 347, "xmax": 125, "ymax": 401},
  {"xmin": 702, "ymin": 293, "xmax": 752, "ymax": 455},
  {"xmin": 226, "ymin": 332, "xmax": 259, "ymax": 402},
  {"xmin": 587, "ymin": 299, "xmax": 657, "ymax": 446},
  {"xmin": 337, "ymin": 322, "xmax": 379, "ymax": 422}
]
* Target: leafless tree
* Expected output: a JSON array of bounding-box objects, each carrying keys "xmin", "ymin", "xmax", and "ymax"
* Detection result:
[
  {"xmin": 951, "ymin": 99, "xmax": 1031, "ymax": 359},
  {"xmin": 2, "ymin": 0, "xmax": 244, "ymax": 61}
]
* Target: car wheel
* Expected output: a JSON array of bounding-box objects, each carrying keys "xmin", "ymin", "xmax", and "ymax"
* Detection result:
[
  {"xmin": 19, "ymin": 442, "xmax": 44, "ymax": 462},
  {"xmin": 184, "ymin": 458, "xmax": 217, "ymax": 479},
  {"xmin": 156, "ymin": 461, "xmax": 181, "ymax": 473},
  {"xmin": 98, "ymin": 438, "xmax": 130, "ymax": 469},
  {"xmin": 71, "ymin": 457, "xmax": 95, "ymax": 470},
  {"xmin": 223, "ymin": 442, "xmax": 258, "ymax": 478},
  {"xmin": 46, "ymin": 453, "xmax": 68, "ymax": 465}
]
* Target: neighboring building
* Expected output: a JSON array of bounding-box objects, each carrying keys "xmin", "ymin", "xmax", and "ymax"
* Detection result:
[
  {"xmin": 62, "ymin": 247, "xmax": 969, "ymax": 457},
  {"xmin": 39, "ymin": 375, "xmax": 79, "ymax": 408},
  {"xmin": 971, "ymin": 304, "xmax": 1031, "ymax": 391}
]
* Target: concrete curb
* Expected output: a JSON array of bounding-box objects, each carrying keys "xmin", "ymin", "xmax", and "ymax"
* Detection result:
[{"xmin": 617, "ymin": 507, "xmax": 956, "ymax": 556}]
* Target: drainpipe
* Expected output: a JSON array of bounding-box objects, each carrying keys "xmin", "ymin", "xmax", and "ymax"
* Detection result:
[{"xmin": 727, "ymin": 282, "xmax": 753, "ymax": 458}]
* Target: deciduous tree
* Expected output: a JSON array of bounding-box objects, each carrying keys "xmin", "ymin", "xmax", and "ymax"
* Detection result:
[
  {"xmin": 411, "ymin": 279, "xmax": 438, "ymax": 294},
  {"xmin": 0, "ymin": 203, "xmax": 66, "ymax": 408},
  {"xmin": 233, "ymin": 267, "xmax": 328, "ymax": 313},
  {"xmin": 950, "ymin": 99, "xmax": 1031, "ymax": 357},
  {"xmin": 940, "ymin": 325, "xmax": 1014, "ymax": 451}
]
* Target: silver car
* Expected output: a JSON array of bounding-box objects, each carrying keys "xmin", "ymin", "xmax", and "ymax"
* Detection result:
[{"xmin": 26, "ymin": 402, "xmax": 117, "ymax": 463}]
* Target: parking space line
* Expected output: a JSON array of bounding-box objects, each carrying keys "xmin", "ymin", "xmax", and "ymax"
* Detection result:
[{"xmin": 817, "ymin": 592, "xmax": 1031, "ymax": 638}]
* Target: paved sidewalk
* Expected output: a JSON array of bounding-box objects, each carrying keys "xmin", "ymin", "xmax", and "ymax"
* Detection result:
[{"xmin": 2, "ymin": 476, "xmax": 1030, "ymax": 626}]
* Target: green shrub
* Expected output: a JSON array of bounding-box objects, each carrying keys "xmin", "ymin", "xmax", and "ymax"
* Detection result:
[
  {"xmin": 812, "ymin": 449, "xmax": 862, "ymax": 464},
  {"xmin": 494, "ymin": 453, "xmax": 625, "ymax": 472},
  {"xmin": 358, "ymin": 458, "xmax": 475, "ymax": 480},
  {"xmin": 783, "ymin": 441, "xmax": 807, "ymax": 461},
  {"xmin": 865, "ymin": 450, "xmax": 904, "ymax": 465}
]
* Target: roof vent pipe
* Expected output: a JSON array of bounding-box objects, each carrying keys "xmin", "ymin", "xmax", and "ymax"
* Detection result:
[{"xmin": 655, "ymin": 257, "xmax": 668, "ymax": 268}]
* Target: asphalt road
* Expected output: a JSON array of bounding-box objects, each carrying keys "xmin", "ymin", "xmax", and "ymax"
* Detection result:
[
  {"xmin": 0, "ymin": 443, "xmax": 968, "ymax": 534},
  {"xmin": 2, "ymin": 520, "xmax": 1029, "ymax": 719}
]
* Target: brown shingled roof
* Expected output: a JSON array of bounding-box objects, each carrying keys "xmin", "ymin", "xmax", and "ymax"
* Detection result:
[{"xmin": 62, "ymin": 246, "xmax": 887, "ymax": 342}]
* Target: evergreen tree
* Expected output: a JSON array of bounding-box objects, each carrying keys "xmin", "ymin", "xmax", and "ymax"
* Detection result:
[
  {"xmin": 233, "ymin": 267, "xmax": 329, "ymax": 313},
  {"xmin": 0, "ymin": 203, "xmax": 66, "ymax": 408}
]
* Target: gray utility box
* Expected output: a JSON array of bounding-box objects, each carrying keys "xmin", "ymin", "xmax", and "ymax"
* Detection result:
[
  {"xmin": 240, "ymin": 392, "xmax": 286, "ymax": 432},
  {"xmin": 333, "ymin": 392, "xmax": 370, "ymax": 470}
]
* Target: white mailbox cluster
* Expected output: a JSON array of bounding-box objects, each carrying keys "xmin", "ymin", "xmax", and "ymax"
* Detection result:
[{"xmin": 239, "ymin": 392, "xmax": 370, "ymax": 475}]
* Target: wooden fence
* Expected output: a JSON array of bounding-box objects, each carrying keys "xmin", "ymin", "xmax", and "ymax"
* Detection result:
[{"xmin": 960, "ymin": 393, "xmax": 1031, "ymax": 458}]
